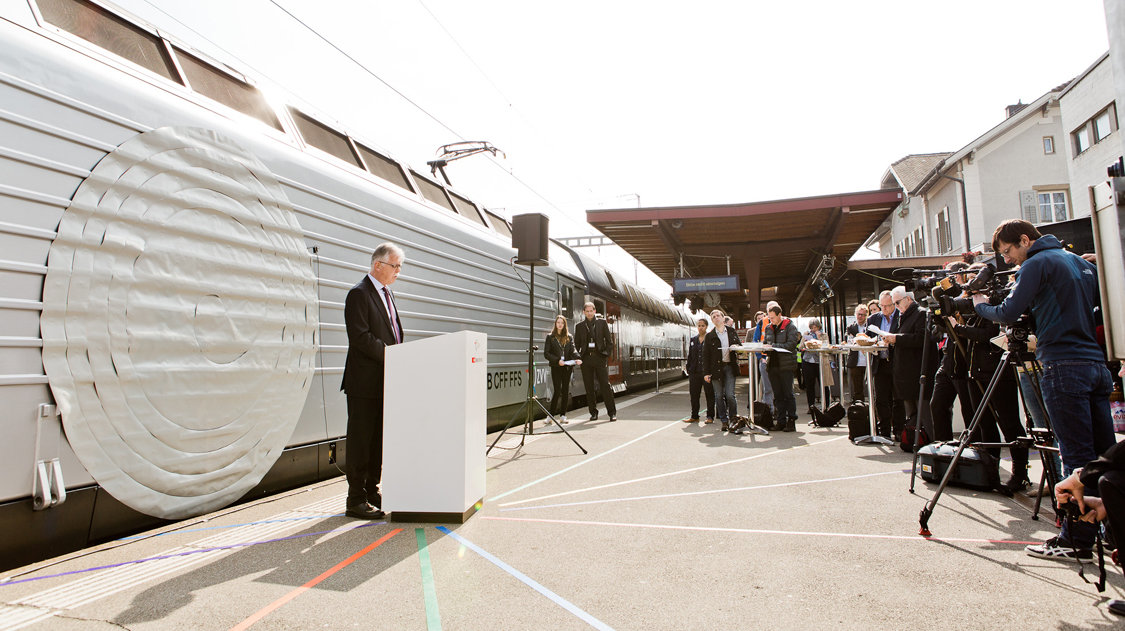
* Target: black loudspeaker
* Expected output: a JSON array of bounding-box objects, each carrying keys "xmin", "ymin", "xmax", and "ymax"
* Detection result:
[{"xmin": 512, "ymin": 213, "xmax": 549, "ymax": 265}]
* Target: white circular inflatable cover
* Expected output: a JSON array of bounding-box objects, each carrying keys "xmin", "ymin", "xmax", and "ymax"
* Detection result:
[{"xmin": 40, "ymin": 126, "xmax": 318, "ymax": 519}]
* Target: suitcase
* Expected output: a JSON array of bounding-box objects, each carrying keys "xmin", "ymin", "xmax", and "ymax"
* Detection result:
[{"xmin": 917, "ymin": 441, "xmax": 1001, "ymax": 490}]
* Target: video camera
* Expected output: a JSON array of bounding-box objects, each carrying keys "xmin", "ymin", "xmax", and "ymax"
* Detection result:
[{"xmin": 897, "ymin": 265, "xmax": 1013, "ymax": 321}]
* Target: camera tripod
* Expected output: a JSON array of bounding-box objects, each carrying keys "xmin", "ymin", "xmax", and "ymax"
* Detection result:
[{"xmin": 916, "ymin": 333, "xmax": 1059, "ymax": 536}]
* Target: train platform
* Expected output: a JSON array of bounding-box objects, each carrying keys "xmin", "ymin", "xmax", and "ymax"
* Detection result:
[{"xmin": 0, "ymin": 380, "xmax": 1120, "ymax": 631}]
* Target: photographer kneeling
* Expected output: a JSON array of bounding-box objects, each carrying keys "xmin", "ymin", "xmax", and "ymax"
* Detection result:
[
  {"xmin": 1056, "ymin": 444, "xmax": 1125, "ymax": 614},
  {"xmin": 973, "ymin": 219, "xmax": 1115, "ymax": 560}
]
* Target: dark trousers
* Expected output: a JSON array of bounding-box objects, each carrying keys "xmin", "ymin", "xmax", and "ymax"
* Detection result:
[
  {"xmin": 549, "ymin": 365, "xmax": 573, "ymax": 416},
  {"xmin": 967, "ymin": 377, "xmax": 1027, "ymax": 468},
  {"xmin": 801, "ymin": 362, "xmax": 820, "ymax": 410},
  {"xmin": 848, "ymin": 366, "xmax": 866, "ymax": 403},
  {"xmin": 929, "ymin": 370, "xmax": 960, "ymax": 442},
  {"xmin": 581, "ymin": 354, "xmax": 616, "ymax": 416},
  {"xmin": 345, "ymin": 394, "xmax": 384, "ymax": 508},
  {"xmin": 689, "ymin": 372, "xmax": 715, "ymax": 420},
  {"xmin": 873, "ymin": 364, "xmax": 894, "ymax": 436},
  {"xmin": 769, "ymin": 368, "xmax": 796, "ymax": 421},
  {"xmin": 1100, "ymin": 470, "xmax": 1125, "ymax": 552}
]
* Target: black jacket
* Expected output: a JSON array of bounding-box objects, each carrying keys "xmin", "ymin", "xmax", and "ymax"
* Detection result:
[
  {"xmin": 702, "ymin": 327, "xmax": 741, "ymax": 380},
  {"xmin": 866, "ymin": 310, "xmax": 895, "ymax": 375},
  {"xmin": 574, "ymin": 317, "xmax": 613, "ymax": 359},
  {"xmin": 686, "ymin": 335, "xmax": 707, "ymax": 376},
  {"xmin": 544, "ymin": 334, "xmax": 579, "ymax": 370},
  {"xmin": 952, "ymin": 317, "xmax": 1010, "ymax": 382},
  {"xmin": 763, "ymin": 318, "xmax": 800, "ymax": 373},
  {"xmin": 341, "ymin": 275, "xmax": 402, "ymax": 397},
  {"xmin": 890, "ymin": 301, "xmax": 927, "ymax": 399}
]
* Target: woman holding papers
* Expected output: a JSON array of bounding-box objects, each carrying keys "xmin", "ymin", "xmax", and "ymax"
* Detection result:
[{"xmin": 544, "ymin": 315, "xmax": 582, "ymax": 423}]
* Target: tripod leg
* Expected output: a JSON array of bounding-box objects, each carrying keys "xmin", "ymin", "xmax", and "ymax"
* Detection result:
[
  {"xmin": 533, "ymin": 396, "xmax": 588, "ymax": 455},
  {"xmin": 919, "ymin": 350, "xmax": 1010, "ymax": 536}
]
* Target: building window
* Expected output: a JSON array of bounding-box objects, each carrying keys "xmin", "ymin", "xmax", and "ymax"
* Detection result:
[
  {"xmin": 1094, "ymin": 103, "xmax": 1118, "ymax": 142},
  {"xmin": 1037, "ymin": 191, "xmax": 1068, "ymax": 223},
  {"xmin": 913, "ymin": 227, "xmax": 925, "ymax": 256},
  {"xmin": 1073, "ymin": 126, "xmax": 1091, "ymax": 155},
  {"xmin": 1043, "ymin": 136, "xmax": 1055, "ymax": 154},
  {"xmin": 935, "ymin": 206, "xmax": 952, "ymax": 253}
]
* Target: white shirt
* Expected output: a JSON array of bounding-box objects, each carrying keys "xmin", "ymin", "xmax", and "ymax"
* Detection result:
[{"xmin": 718, "ymin": 327, "xmax": 730, "ymax": 362}]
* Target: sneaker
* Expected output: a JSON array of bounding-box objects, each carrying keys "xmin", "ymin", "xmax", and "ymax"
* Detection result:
[
  {"xmin": 1025, "ymin": 536, "xmax": 1092, "ymax": 560},
  {"xmin": 1001, "ymin": 474, "xmax": 1030, "ymax": 495},
  {"xmin": 559, "ymin": 415, "xmax": 568, "ymax": 424}
]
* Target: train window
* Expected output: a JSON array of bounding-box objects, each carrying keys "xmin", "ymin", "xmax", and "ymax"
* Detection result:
[
  {"xmin": 289, "ymin": 109, "xmax": 364, "ymax": 168},
  {"xmin": 173, "ymin": 48, "xmax": 282, "ymax": 131},
  {"xmin": 484, "ymin": 210, "xmax": 512, "ymax": 238},
  {"xmin": 37, "ymin": 0, "xmax": 181, "ymax": 83},
  {"xmin": 449, "ymin": 192, "xmax": 488, "ymax": 227},
  {"xmin": 410, "ymin": 171, "xmax": 458, "ymax": 213},
  {"xmin": 354, "ymin": 143, "xmax": 413, "ymax": 193},
  {"xmin": 606, "ymin": 273, "xmax": 618, "ymax": 292}
]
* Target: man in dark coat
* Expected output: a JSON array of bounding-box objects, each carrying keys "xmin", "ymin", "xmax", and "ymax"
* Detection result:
[
  {"xmin": 575, "ymin": 302, "xmax": 617, "ymax": 421},
  {"xmin": 867, "ymin": 291, "xmax": 897, "ymax": 437},
  {"xmin": 763, "ymin": 303, "xmax": 800, "ymax": 431},
  {"xmin": 884, "ymin": 285, "xmax": 927, "ymax": 444},
  {"xmin": 845, "ymin": 303, "xmax": 868, "ymax": 403},
  {"xmin": 341, "ymin": 242, "xmax": 405, "ymax": 520}
]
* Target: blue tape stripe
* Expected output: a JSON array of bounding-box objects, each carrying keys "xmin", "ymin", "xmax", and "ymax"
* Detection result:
[
  {"xmin": 415, "ymin": 528, "xmax": 442, "ymax": 630},
  {"xmin": 435, "ymin": 527, "xmax": 613, "ymax": 630}
]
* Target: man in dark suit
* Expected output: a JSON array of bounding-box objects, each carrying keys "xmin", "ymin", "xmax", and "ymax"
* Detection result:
[
  {"xmin": 867, "ymin": 291, "xmax": 897, "ymax": 437},
  {"xmin": 884, "ymin": 285, "xmax": 928, "ymax": 446},
  {"xmin": 341, "ymin": 243, "xmax": 405, "ymax": 519},
  {"xmin": 845, "ymin": 303, "xmax": 869, "ymax": 404},
  {"xmin": 574, "ymin": 302, "xmax": 617, "ymax": 421}
]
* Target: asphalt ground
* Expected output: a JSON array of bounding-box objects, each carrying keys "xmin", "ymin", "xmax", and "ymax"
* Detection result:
[{"xmin": 1, "ymin": 379, "xmax": 1122, "ymax": 630}]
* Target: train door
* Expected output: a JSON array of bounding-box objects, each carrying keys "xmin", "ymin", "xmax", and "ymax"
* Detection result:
[{"xmin": 604, "ymin": 300, "xmax": 625, "ymax": 390}]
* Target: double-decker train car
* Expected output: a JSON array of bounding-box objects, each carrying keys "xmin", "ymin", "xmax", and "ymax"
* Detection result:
[{"xmin": 0, "ymin": 0, "xmax": 689, "ymax": 569}]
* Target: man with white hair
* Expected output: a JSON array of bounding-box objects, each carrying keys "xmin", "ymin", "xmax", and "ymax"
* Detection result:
[{"xmin": 883, "ymin": 285, "xmax": 928, "ymax": 449}]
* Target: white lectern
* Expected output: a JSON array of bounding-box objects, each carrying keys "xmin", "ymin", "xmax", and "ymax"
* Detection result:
[{"xmin": 383, "ymin": 330, "xmax": 486, "ymax": 522}]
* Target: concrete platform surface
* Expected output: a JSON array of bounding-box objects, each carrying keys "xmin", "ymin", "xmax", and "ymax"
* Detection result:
[{"xmin": 0, "ymin": 380, "xmax": 1120, "ymax": 630}]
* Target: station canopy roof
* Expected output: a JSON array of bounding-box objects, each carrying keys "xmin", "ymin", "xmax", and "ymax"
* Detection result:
[{"xmin": 586, "ymin": 188, "xmax": 904, "ymax": 317}]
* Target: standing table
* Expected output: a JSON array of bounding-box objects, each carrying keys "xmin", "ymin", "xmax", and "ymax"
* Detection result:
[
  {"xmin": 731, "ymin": 343, "xmax": 787, "ymax": 434},
  {"xmin": 839, "ymin": 343, "xmax": 893, "ymax": 445},
  {"xmin": 800, "ymin": 346, "xmax": 847, "ymax": 411}
]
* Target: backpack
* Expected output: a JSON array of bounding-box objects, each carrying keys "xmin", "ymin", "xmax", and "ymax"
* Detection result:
[
  {"xmin": 811, "ymin": 403, "xmax": 846, "ymax": 428},
  {"xmin": 900, "ymin": 424, "xmax": 931, "ymax": 453},
  {"xmin": 847, "ymin": 402, "xmax": 870, "ymax": 440}
]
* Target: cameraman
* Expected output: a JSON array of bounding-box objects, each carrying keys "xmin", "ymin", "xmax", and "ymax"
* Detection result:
[
  {"xmin": 929, "ymin": 262, "xmax": 974, "ymax": 442},
  {"xmin": 973, "ymin": 219, "xmax": 1115, "ymax": 560},
  {"xmin": 949, "ymin": 264, "xmax": 1029, "ymax": 494}
]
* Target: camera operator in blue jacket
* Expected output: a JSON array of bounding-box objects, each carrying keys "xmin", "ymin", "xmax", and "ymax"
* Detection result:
[{"xmin": 973, "ymin": 219, "xmax": 1114, "ymax": 561}]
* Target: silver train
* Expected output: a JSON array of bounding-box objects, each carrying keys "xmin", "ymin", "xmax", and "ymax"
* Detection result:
[{"xmin": 0, "ymin": 0, "xmax": 690, "ymax": 569}]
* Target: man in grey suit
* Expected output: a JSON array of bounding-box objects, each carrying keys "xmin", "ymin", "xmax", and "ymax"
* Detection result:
[{"xmin": 341, "ymin": 243, "xmax": 405, "ymax": 519}]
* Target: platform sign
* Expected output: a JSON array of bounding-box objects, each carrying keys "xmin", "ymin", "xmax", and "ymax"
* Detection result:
[{"xmin": 673, "ymin": 275, "xmax": 740, "ymax": 294}]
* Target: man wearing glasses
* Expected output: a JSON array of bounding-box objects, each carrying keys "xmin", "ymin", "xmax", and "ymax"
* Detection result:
[
  {"xmin": 868, "ymin": 291, "xmax": 897, "ymax": 438},
  {"xmin": 973, "ymin": 219, "xmax": 1112, "ymax": 561},
  {"xmin": 341, "ymin": 243, "xmax": 406, "ymax": 519},
  {"xmin": 883, "ymin": 286, "xmax": 928, "ymax": 450}
]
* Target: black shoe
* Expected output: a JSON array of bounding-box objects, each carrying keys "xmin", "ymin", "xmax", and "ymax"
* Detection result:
[
  {"xmin": 721, "ymin": 422, "xmax": 729, "ymax": 431},
  {"xmin": 610, "ymin": 416, "xmax": 617, "ymax": 422},
  {"xmin": 345, "ymin": 502, "xmax": 386, "ymax": 520},
  {"xmin": 590, "ymin": 411, "xmax": 598, "ymax": 421},
  {"xmin": 1109, "ymin": 600, "xmax": 1125, "ymax": 616},
  {"xmin": 784, "ymin": 418, "xmax": 796, "ymax": 432},
  {"xmin": 1001, "ymin": 474, "xmax": 1031, "ymax": 495}
]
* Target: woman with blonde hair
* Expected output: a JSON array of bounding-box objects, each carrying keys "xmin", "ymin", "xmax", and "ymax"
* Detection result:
[{"xmin": 544, "ymin": 314, "xmax": 581, "ymax": 424}]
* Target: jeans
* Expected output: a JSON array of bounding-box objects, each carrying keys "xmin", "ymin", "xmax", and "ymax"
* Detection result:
[
  {"xmin": 1018, "ymin": 366, "xmax": 1062, "ymax": 476},
  {"xmin": 1040, "ymin": 359, "xmax": 1115, "ymax": 547},
  {"xmin": 715, "ymin": 363, "xmax": 738, "ymax": 422},
  {"xmin": 758, "ymin": 358, "xmax": 774, "ymax": 407}
]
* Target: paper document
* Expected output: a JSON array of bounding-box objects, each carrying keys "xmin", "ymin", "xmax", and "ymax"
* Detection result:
[
  {"xmin": 866, "ymin": 325, "xmax": 887, "ymax": 337},
  {"xmin": 563, "ymin": 360, "xmax": 578, "ymax": 366}
]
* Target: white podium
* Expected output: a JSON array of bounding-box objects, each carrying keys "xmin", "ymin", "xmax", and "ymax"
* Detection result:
[{"xmin": 383, "ymin": 330, "xmax": 486, "ymax": 522}]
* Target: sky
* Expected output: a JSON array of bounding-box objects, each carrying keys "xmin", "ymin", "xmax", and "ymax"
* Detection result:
[{"xmin": 107, "ymin": 0, "xmax": 1112, "ymax": 293}]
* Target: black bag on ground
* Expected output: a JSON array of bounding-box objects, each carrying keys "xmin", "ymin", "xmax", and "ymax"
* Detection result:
[
  {"xmin": 847, "ymin": 402, "xmax": 869, "ymax": 440},
  {"xmin": 752, "ymin": 401, "xmax": 773, "ymax": 428},
  {"xmin": 917, "ymin": 441, "xmax": 1002, "ymax": 490},
  {"xmin": 811, "ymin": 403, "xmax": 846, "ymax": 428}
]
